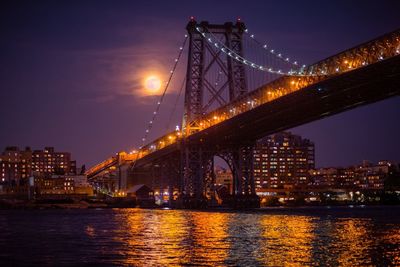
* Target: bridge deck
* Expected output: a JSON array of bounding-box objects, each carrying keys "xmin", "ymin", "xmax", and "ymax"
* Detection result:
[
  {"xmin": 133, "ymin": 54, "xmax": 400, "ymax": 167},
  {"xmin": 88, "ymin": 29, "xmax": 400, "ymax": 174}
]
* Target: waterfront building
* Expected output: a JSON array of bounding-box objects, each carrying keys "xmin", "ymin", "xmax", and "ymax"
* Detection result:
[
  {"xmin": 253, "ymin": 132, "xmax": 315, "ymax": 190},
  {"xmin": 0, "ymin": 146, "xmax": 77, "ymax": 189},
  {"xmin": 34, "ymin": 174, "xmax": 93, "ymax": 196},
  {"xmin": 215, "ymin": 166, "xmax": 233, "ymax": 194},
  {"xmin": 309, "ymin": 160, "xmax": 393, "ymax": 190}
]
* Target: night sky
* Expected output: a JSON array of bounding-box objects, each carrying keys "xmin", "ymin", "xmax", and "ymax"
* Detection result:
[{"xmin": 1, "ymin": 0, "xmax": 399, "ymax": 168}]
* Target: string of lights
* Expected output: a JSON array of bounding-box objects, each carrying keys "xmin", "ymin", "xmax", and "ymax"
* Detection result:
[
  {"xmin": 139, "ymin": 34, "xmax": 188, "ymax": 149},
  {"xmin": 196, "ymin": 26, "xmax": 320, "ymax": 77},
  {"xmin": 243, "ymin": 28, "xmax": 303, "ymax": 68}
]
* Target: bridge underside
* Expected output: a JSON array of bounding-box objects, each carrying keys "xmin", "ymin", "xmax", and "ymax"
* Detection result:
[{"xmin": 189, "ymin": 54, "xmax": 400, "ymax": 145}]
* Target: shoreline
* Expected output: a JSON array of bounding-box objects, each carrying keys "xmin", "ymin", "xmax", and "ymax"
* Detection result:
[{"xmin": 1, "ymin": 198, "xmax": 400, "ymax": 212}]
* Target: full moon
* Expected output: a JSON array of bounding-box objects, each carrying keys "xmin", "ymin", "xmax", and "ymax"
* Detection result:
[{"xmin": 145, "ymin": 76, "xmax": 161, "ymax": 93}]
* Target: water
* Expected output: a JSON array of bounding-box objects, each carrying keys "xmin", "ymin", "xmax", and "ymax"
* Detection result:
[{"xmin": 0, "ymin": 206, "xmax": 399, "ymax": 266}]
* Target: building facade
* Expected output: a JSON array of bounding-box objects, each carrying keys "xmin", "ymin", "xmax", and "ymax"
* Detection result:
[
  {"xmin": 309, "ymin": 160, "xmax": 394, "ymax": 190},
  {"xmin": 253, "ymin": 132, "xmax": 315, "ymax": 190},
  {"xmin": 31, "ymin": 147, "xmax": 76, "ymax": 176},
  {"xmin": 0, "ymin": 146, "xmax": 32, "ymax": 185},
  {"xmin": 0, "ymin": 146, "xmax": 77, "ymax": 188}
]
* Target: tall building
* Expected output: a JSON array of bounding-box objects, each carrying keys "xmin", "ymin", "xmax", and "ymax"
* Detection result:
[{"xmin": 253, "ymin": 132, "xmax": 315, "ymax": 190}]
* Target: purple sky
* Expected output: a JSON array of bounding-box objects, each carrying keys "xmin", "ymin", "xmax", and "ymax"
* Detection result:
[{"xmin": 1, "ymin": 0, "xmax": 399, "ymax": 168}]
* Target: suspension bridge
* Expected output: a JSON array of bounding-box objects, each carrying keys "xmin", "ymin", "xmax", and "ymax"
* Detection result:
[{"xmin": 87, "ymin": 18, "xmax": 400, "ymax": 208}]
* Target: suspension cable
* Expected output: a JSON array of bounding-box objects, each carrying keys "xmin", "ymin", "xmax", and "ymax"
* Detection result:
[
  {"xmin": 197, "ymin": 26, "xmax": 319, "ymax": 76},
  {"xmin": 139, "ymin": 34, "xmax": 188, "ymax": 148},
  {"xmin": 244, "ymin": 28, "xmax": 303, "ymax": 68},
  {"xmin": 165, "ymin": 73, "xmax": 186, "ymax": 131}
]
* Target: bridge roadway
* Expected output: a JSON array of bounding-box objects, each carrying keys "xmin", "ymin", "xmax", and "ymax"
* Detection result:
[{"xmin": 134, "ymin": 54, "xmax": 400, "ymax": 168}]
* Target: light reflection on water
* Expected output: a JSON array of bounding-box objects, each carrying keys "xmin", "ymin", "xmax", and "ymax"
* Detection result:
[{"xmin": 0, "ymin": 207, "xmax": 399, "ymax": 266}]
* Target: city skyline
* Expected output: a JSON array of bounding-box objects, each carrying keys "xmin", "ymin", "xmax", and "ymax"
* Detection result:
[{"xmin": 1, "ymin": 0, "xmax": 400, "ymax": 168}]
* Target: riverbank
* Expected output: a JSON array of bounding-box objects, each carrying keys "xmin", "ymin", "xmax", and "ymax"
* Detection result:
[{"xmin": 0, "ymin": 199, "xmax": 138, "ymax": 209}]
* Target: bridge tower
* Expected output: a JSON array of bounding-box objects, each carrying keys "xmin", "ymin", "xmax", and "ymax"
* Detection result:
[
  {"xmin": 181, "ymin": 18, "xmax": 258, "ymax": 208},
  {"xmin": 182, "ymin": 18, "xmax": 247, "ymax": 135}
]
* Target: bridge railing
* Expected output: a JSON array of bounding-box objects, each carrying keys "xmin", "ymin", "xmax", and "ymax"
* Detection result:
[{"xmin": 86, "ymin": 157, "xmax": 117, "ymax": 178}]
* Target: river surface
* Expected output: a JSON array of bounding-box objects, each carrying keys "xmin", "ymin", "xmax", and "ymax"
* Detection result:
[{"xmin": 0, "ymin": 206, "xmax": 399, "ymax": 266}]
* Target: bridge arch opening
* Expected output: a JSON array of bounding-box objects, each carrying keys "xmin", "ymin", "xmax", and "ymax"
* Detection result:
[{"xmin": 212, "ymin": 155, "xmax": 234, "ymax": 204}]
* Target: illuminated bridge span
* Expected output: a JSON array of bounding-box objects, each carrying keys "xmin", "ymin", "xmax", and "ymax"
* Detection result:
[{"xmin": 88, "ymin": 19, "xmax": 400, "ymax": 208}]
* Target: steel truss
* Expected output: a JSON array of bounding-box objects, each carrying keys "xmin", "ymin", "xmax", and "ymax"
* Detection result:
[{"xmin": 180, "ymin": 19, "xmax": 258, "ymax": 208}]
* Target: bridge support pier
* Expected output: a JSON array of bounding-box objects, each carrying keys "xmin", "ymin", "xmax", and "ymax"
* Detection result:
[{"xmin": 179, "ymin": 141, "xmax": 259, "ymax": 209}]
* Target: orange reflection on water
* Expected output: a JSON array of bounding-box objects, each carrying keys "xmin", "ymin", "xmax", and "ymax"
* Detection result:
[
  {"xmin": 334, "ymin": 219, "xmax": 373, "ymax": 266},
  {"xmin": 381, "ymin": 226, "xmax": 400, "ymax": 266},
  {"xmin": 259, "ymin": 215, "xmax": 316, "ymax": 266},
  {"xmin": 121, "ymin": 209, "xmax": 188, "ymax": 266},
  {"xmin": 182, "ymin": 211, "xmax": 230, "ymax": 266}
]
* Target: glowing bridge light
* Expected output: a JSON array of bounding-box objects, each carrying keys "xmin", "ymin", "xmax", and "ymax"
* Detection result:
[
  {"xmin": 263, "ymin": 44, "xmax": 267, "ymax": 48},
  {"xmin": 270, "ymin": 49, "xmax": 274, "ymax": 53},
  {"xmin": 250, "ymin": 34, "xmax": 254, "ymax": 38}
]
